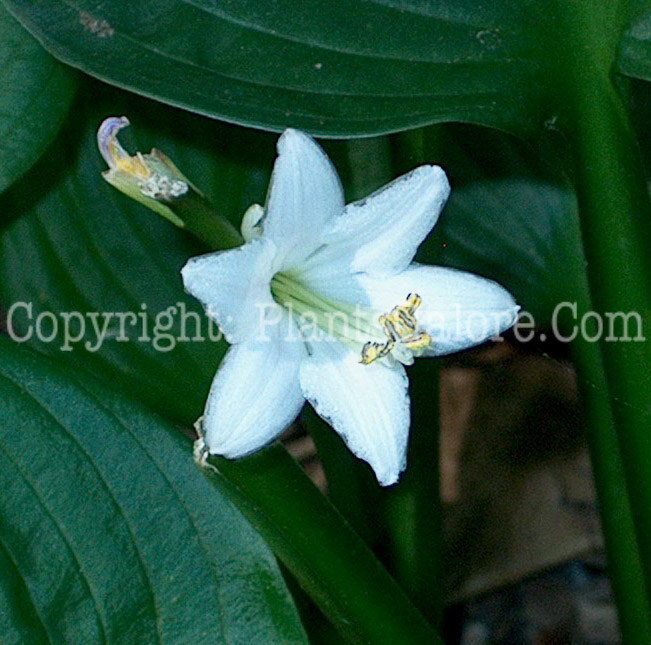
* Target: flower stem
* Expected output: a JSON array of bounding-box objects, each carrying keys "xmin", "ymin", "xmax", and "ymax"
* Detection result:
[
  {"xmin": 572, "ymin": 337, "xmax": 651, "ymax": 643},
  {"xmin": 382, "ymin": 358, "xmax": 443, "ymax": 628},
  {"xmin": 168, "ymin": 190, "xmax": 243, "ymax": 250},
  {"xmin": 557, "ymin": 0, "xmax": 651, "ymax": 617},
  {"xmin": 205, "ymin": 445, "xmax": 444, "ymax": 645}
]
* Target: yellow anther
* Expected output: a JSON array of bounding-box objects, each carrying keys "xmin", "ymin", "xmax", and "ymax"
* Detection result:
[
  {"xmin": 360, "ymin": 340, "xmax": 394, "ymax": 365},
  {"xmin": 405, "ymin": 293, "xmax": 421, "ymax": 312},
  {"xmin": 403, "ymin": 330, "xmax": 431, "ymax": 351},
  {"xmin": 380, "ymin": 294, "xmax": 423, "ymax": 341},
  {"xmin": 360, "ymin": 293, "xmax": 432, "ymax": 365}
]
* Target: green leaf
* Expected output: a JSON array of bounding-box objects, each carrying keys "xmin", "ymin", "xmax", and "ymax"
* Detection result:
[
  {"xmin": 0, "ymin": 336, "xmax": 307, "ymax": 644},
  {"xmin": 2, "ymin": 0, "xmax": 557, "ymax": 137},
  {"xmin": 0, "ymin": 3, "xmax": 77, "ymax": 194},
  {"xmin": 0, "ymin": 79, "xmax": 274, "ymax": 423}
]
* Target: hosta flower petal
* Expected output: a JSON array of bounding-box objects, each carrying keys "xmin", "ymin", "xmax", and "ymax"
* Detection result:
[
  {"xmin": 300, "ymin": 338, "xmax": 410, "ymax": 486},
  {"xmin": 360, "ymin": 265, "xmax": 519, "ymax": 355},
  {"xmin": 181, "ymin": 238, "xmax": 277, "ymax": 343},
  {"xmin": 303, "ymin": 165, "xmax": 449, "ymax": 279},
  {"xmin": 263, "ymin": 129, "xmax": 344, "ymax": 269},
  {"xmin": 202, "ymin": 313, "xmax": 307, "ymax": 458}
]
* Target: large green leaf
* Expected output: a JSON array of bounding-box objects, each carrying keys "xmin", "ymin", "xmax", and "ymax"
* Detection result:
[
  {"xmin": 0, "ymin": 336, "xmax": 307, "ymax": 644},
  {"xmin": 0, "ymin": 79, "xmax": 274, "ymax": 423},
  {"xmin": 2, "ymin": 0, "xmax": 557, "ymax": 137},
  {"xmin": 0, "ymin": 3, "xmax": 77, "ymax": 194}
]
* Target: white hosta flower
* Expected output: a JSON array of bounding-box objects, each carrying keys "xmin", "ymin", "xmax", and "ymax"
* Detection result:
[{"xmin": 182, "ymin": 130, "xmax": 519, "ymax": 486}]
